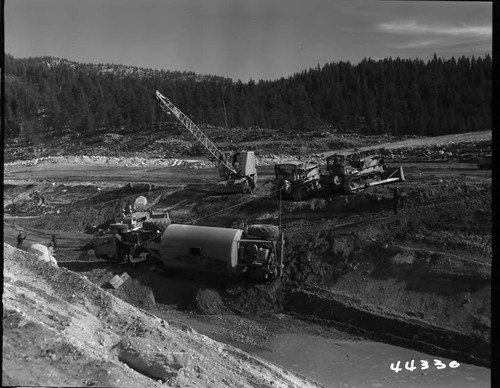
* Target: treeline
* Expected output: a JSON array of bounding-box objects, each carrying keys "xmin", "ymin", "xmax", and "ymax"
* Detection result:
[{"xmin": 4, "ymin": 54, "xmax": 491, "ymax": 141}]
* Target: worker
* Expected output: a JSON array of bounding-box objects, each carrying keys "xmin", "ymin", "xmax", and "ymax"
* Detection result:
[
  {"xmin": 17, "ymin": 232, "xmax": 26, "ymax": 249},
  {"xmin": 48, "ymin": 235, "xmax": 58, "ymax": 253},
  {"xmin": 248, "ymin": 176, "xmax": 256, "ymax": 192},
  {"xmin": 392, "ymin": 187, "xmax": 401, "ymax": 215}
]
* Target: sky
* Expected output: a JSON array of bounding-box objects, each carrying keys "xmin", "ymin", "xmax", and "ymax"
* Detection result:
[{"xmin": 4, "ymin": 0, "xmax": 492, "ymax": 82}]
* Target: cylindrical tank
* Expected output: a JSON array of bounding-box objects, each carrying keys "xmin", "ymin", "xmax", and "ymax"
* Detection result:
[{"xmin": 160, "ymin": 224, "xmax": 243, "ymax": 272}]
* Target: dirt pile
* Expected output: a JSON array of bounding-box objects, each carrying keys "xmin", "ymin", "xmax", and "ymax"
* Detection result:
[
  {"xmin": 3, "ymin": 243, "xmax": 323, "ymax": 387},
  {"xmin": 194, "ymin": 289, "xmax": 229, "ymax": 315}
]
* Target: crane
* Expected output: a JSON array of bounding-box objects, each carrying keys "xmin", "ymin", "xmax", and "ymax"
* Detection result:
[{"xmin": 155, "ymin": 90, "xmax": 257, "ymax": 194}]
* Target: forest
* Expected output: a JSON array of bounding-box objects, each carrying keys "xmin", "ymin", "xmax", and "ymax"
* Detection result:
[{"xmin": 4, "ymin": 53, "xmax": 492, "ymax": 142}]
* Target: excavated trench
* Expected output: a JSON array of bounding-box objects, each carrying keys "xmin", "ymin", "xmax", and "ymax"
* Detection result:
[{"xmin": 281, "ymin": 233, "xmax": 491, "ymax": 366}]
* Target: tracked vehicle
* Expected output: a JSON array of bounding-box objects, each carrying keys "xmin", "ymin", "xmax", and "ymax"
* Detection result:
[
  {"xmin": 94, "ymin": 199, "xmax": 284, "ymax": 282},
  {"xmin": 155, "ymin": 90, "xmax": 256, "ymax": 194},
  {"xmin": 274, "ymin": 161, "xmax": 323, "ymax": 201},
  {"xmin": 324, "ymin": 151, "xmax": 405, "ymax": 194},
  {"xmin": 274, "ymin": 151, "xmax": 405, "ymax": 200}
]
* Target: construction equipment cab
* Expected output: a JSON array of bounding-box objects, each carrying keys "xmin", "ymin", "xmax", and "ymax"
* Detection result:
[
  {"xmin": 217, "ymin": 151, "xmax": 257, "ymax": 193},
  {"xmin": 155, "ymin": 90, "xmax": 257, "ymax": 194},
  {"xmin": 325, "ymin": 151, "xmax": 386, "ymax": 192},
  {"xmin": 274, "ymin": 161, "xmax": 323, "ymax": 201}
]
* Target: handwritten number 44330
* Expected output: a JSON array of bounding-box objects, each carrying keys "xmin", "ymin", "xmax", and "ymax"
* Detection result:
[{"xmin": 390, "ymin": 360, "xmax": 460, "ymax": 373}]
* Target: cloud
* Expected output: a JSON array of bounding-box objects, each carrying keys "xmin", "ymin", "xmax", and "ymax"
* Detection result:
[
  {"xmin": 388, "ymin": 37, "xmax": 491, "ymax": 53},
  {"xmin": 388, "ymin": 39, "xmax": 442, "ymax": 49},
  {"xmin": 377, "ymin": 21, "xmax": 491, "ymax": 37}
]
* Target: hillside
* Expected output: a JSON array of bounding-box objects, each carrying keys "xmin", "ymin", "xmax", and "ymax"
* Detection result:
[
  {"xmin": 3, "ymin": 243, "xmax": 322, "ymax": 388},
  {"xmin": 4, "ymin": 54, "xmax": 492, "ymax": 143}
]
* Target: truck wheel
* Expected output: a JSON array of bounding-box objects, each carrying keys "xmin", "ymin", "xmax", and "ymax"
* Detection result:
[
  {"xmin": 332, "ymin": 175, "xmax": 342, "ymax": 186},
  {"xmin": 143, "ymin": 218, "xmax": 171, "ymax": 231}
]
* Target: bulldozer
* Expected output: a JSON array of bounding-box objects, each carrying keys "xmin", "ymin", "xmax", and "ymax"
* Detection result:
[
  {"xmin": 274, "ymin": 161, "xmax": 324, "ymax": 201},
  {"xmin": 323, "ymin": 151, "xmax": 405, "ymax": 194},
  {"xmin": 324, "ymin": 151, "xmax": 387, "ymax": 194},
  {"xmin": 274, "ymin": 151, "xmax": 405, "ymax": 200},
  {"xmin": 94, "ymin": 196, "xmax": 172, "ymax": 263}
]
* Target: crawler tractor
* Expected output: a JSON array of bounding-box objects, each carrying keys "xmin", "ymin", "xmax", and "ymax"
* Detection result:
[
  {"xmin": 323, "ymin": 151, "xmax": 405, "ymax": 194},
  {"xmin": 324, "ymin": 151, "xmax": 388, "ymax": 194},
  {"xmin": 274, "ymin": 151, "xmax": 405, "ymax": 200},
  {"xmin": 274, "ymin": 161, "xmax": 324, "ymax": 201}
]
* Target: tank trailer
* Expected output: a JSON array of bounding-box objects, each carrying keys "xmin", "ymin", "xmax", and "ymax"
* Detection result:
[{"xmin": 94, "ymin": 210, "xmax": 284, "ymax": 282}]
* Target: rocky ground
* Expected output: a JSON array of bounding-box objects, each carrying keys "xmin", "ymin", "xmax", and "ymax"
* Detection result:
[
  {"xmin": 3, "ymin": 243, "xmax": 322, "ymax": 387},
  {"xmin": 3, "ymin": 129, "xmax": 492, "ymax": 387}
]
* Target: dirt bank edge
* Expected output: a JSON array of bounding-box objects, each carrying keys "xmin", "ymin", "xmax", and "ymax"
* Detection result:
[{"xmin": 285, "ymin": 289, "xmax": 490, "ymax": 367}]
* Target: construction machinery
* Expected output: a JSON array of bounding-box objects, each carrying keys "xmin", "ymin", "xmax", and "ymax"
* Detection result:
[
  {"xmin": 94, "ymin": 198, "xmax": 284, "ymax": 282},
  {"xmin": 324, "ymin": 151, "xmax": 405, "ymax": 194},
  {"xmin": 274, "ymin": 151, "xmax": 405, "ymax": 200},
  {"xmin": 94, "ymin": 221, "xmax": 284, "ymax": 282},
  {"xmin": 274, "ymin": 161, "xmax": 323, "ymax": 201},
  {"xmin": 155, "ymin": 90, "xmax": 257, "ymax": 194}
]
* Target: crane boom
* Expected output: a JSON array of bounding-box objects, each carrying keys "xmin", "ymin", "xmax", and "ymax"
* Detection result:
[{"xmin": 155, "ymin": 90, "xmax": 236, "ymax": 174}]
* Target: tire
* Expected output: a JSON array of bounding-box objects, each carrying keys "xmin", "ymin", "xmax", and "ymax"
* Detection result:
[
  {"xmin": 332, "ymin": 175, "xmax": 342, "ymax": 186},
  {"xmin": 142, "ymin": 218, "xmax": 171, "ymax": 231}
]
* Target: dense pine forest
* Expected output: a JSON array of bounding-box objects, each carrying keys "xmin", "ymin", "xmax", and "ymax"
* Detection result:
[{"xmin": 4, "ymin": 54, "xmax": 491, "ymax": 142}]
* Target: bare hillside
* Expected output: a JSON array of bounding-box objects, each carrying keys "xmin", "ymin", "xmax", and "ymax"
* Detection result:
[{"xmin": 3, "ymin": 243, "xmax": 322, "ymax": 388}]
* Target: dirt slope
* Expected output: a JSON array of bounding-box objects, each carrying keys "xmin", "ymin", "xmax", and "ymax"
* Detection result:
[{"xmin": 3, "ymin": 243, "xmax": 323, "ymax": 388}]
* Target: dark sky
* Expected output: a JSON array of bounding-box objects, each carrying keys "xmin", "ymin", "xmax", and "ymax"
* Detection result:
[{"xmin": 5, "ymin": 0, "xmax": 492, "ymax": 81}]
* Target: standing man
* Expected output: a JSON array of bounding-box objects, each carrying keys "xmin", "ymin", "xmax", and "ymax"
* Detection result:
[
  {"xmin": 17, "ymin": 232, "xmax": 27, "ymax": 249},
  {"xmin": 248, "ymin": 176, "xmax": 256, "ymax": 193},
  {"xmin": 393, "ymin": 187, "xmax": 401, "ymax": 215},
  {"xmin": 48, "ymin": 235, "xmax": 58, "ymax": 254}
]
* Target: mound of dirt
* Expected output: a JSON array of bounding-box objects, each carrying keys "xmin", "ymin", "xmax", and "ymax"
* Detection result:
[
  {"xmin": 3, "ymin": 243, "xmax": 323, "ymax": 388},
  {"xmin": 227, "ymin": 282, "xmax": 285, "ymax": 315},
  {"xmin": 194, "ymin": 289, "xmax": 228, "ymax": 315}
]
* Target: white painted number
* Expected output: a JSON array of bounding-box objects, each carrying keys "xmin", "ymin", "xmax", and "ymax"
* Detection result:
[
  {"xmin": 392, "ymin": 359, "xmax": 460, "ymax": 372},
  {"xmin": 390, "ymin": 361, "xmax": 402, "ymax": 373},
  {"xmin": 405, "ymin": 360, "xmax": 417, "ymax": 372}
]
